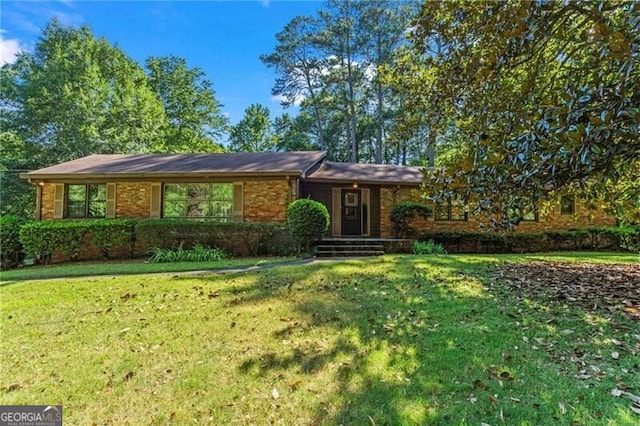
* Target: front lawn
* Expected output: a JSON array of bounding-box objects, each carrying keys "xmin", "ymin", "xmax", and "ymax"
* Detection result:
[
  {"xmin": 0, "ymin": 257, "xmax": 295, "ymax": 283},
  {"xmin": 0, "ymin": 254, "xmax": 638, "ymax": 424}
]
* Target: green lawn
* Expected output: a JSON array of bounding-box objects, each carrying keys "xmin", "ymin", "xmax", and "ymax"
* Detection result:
[
  {"xmin": 0, "ymin": 257, "xmax": 295, "ymax": 283},
  {"xmin": 1, "ymin": 253, "xmax": 638, "ymax": 425}
]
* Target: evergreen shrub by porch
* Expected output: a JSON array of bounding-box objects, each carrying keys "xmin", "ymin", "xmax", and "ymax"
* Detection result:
[
  {"xmin": 286, "ymin": 199, "xmax": 329, "ymax": 253},
  {"xmin": 0, "ymin": 215, "xmax": 29, "ymax": 270},
  {"xmin": 390, "ymin": 201, "xmax": 433, "ymax": 238},
  {"xmin": 135, "ymin": 220, "xmax": 293, "ymax": 257}
]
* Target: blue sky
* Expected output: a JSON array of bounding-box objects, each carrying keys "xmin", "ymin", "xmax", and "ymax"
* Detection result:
[{"xmin": 0, "ymin": 0, "xmax": 323, "ymax": 125}]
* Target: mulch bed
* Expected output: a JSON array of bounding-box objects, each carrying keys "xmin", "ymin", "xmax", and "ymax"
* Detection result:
[{"xmin": 494, "ymin": 261, "xmax": 640, "ymax": 320}]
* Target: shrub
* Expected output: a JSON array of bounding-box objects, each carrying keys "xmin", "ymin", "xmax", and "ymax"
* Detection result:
[
  {"xmin": 19, "ymin": 221, "xmax": 87, "ymax": 263},
  {"xmin": 89, "ymin": 220, "xmax": 136, "ymax": 259},
  {"xmin": 420, "ymin": 226, "xmax": 639, "ymax": 253},
  {"xmin": 147, "ymin": 243, "xmax": 226, "ymax": 263},
  {"xmin": 135, "ymin": 220, "xmax": 292, "ymax": 257},
  {"xmin": 390, "ymin": 202, "xmax": 432, "ymax": 238},
  {"xmin": 413, "ymin": 240, "xmax": 447, "ymax": 255},
  {"xmin": 19, "ymin": 219, "xmax": 137, "ymax": 263},
  {"xmin": 0, "ymin": 215, "xmax": 29, "ymax": 270},
  {"xmin": 286, "ymin": 199, "xmax": 330, "ymax": 253}
]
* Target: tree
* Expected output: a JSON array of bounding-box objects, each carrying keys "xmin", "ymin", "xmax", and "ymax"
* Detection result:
[
  {"xmin": 146, "ymin": 56, "xmax": 228, "ymax": 153},
  {"xmin": 0, "ymin": 19, "xmax": 167, "ymax": 217},
  {"xmin": 1, "ymin": 20, "xmax": 165, "ymax": 162},
  {"xmin": 262, "ymin": 0, "xmax": 414, "ymax": 164},
  {"xmin": 390, "ymin": 1, "xmax": 640, "ymax": 226},
  {"xmin": 228, "ymin": 104, "xmax": 276, "ymax": 152},
  {"xmin": 261, "ymin": 16, "xmax": 330, "ymax": 151},
  {"xmin": 359, "ymin": 0, "xmax": 416, "ymax": 163},
  {"xmin": 272, "ymin": 113, "xmax": 317, "ymax": 152}
]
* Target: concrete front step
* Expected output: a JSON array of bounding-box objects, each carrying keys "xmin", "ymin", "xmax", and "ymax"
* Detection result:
[
  {"xmin": 316, "ymin": 250, "xmax": 385, "ymax": 258},
  {"xmin": 316, "ymin": 245, "xmax": 384, "ymax": 252},
  {"xmin": 316, "ymin": 239, "xmax": 385, "ymax": 257}
]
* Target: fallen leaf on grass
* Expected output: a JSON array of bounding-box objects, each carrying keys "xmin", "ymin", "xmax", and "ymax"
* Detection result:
[
  {"xmin": 271, "ymin": 387, "xmax": 279, "ymax": 399},
  {"xmin": 288, "ymin": 380, "xmax": 301, "ymax": 391}
]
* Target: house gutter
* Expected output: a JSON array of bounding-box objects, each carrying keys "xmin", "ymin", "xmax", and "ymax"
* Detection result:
[{"xmin": 19, "ymin": 171, "xmax": 304, "ymax": 182}]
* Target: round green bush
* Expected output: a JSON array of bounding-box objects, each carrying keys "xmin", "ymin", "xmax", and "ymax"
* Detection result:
[
  {"xmin": 0, "ymin": 215, "xmax": 29, "ymax": 270},
  {"xmin": 286, "ymin": 199, "xmax": 329, "ymax": 253}
]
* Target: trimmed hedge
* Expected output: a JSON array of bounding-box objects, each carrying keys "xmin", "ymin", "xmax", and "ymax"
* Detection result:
[
  {"xmin": 0, "ymin": 215, "xmax": 29, "ymax": 270},
  {"xmin": 18, "ymin": 219, "xmax": 294, "ymax": 264},
  {"xmin": 19, "ymin": 219, "xmax": 136, "ymax": 263},
  {"xmin": 419, "ymin": 226, "xmax": 639, "ymax": 254},
  {"xmin": 135, "ymin": 219, "xmax": 293, "ymax": 257}
]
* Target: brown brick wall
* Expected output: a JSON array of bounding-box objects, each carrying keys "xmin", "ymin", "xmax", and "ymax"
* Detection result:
[
  {"xmin": 40, "ymin": 180, "xmax": 296, "ymax": 222},
  {"xmin": 380, "ymin": 187, "xmax": 617, "ymax": 238},
  {"xmin": 242, "ymin": 179, "xmax": 294, "ymax": 223},
  {"xmin": 115, "ymin": 182, "xmax": 152, "ymax": 219},
  {"xmin": 41, "ymin": 184, "xmax": 55, "ymax": 219}
]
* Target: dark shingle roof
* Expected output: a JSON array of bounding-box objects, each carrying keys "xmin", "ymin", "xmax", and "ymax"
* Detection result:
[
  {"xmin": 306, "ymin": 161, "xmax": 426, "ymax": 185},
  {"xmin": 21, "ymin": 151, "xmax": 327, "ymax": 179}
]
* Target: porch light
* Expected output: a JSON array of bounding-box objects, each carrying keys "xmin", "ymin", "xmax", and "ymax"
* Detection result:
[{"xmin": 352, "ymin": 182, "xmax": 358, "ymax": 189}]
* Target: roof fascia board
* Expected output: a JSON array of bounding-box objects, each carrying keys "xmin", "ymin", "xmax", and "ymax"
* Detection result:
[{"xmin": 19, "ymin": 171, "xmax": 302, "ymax": 180}]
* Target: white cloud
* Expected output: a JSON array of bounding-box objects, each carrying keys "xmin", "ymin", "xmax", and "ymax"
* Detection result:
[
  {"xmin": 261, "ymin": 0, "xmax": 270, "ymax": 8},
  {"xmin": 0, "ymin": 35, "xmax": 24, "ymax": 66}
]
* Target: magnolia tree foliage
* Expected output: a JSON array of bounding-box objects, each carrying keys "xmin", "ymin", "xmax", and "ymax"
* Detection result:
[{"xmin": 387, "ymin": 0, "xmax": 639, "ymax": 226}]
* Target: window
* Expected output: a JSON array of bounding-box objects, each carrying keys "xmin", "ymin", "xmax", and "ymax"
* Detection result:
[
  {"xmin": 66, "ymin": 184, "xmax": 106, "ymax": 218},
  {"xmin": 560, "ymin": 195, "xmax": 575, "ymax": 215},
  {"xmin": 507, "ymin": 198, "xmax": 538, "ymax": 222},
  {"xmin": 435, "ymin": 196, "xmax": 467, "ymax": 221},
  {"xmin": 163, "ymin": 183, "xmax": 233, "ymax": 220}
]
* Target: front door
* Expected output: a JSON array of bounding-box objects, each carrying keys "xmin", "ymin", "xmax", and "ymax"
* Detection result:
[{"xmin": 341, "ymin": 189, "xmax": 361, "ymax": 236}]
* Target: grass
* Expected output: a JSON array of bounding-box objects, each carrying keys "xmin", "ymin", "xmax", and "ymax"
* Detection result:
[
  {"xmin": 0, "ymin": 257, "xmax": 294, "ymax": 283},
  {"xmin": 0, "ymin": 253, "xmax": 638, "ymax": 424}
]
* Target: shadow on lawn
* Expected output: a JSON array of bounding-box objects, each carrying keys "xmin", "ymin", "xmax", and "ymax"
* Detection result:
[
  {"xmin": 198, "ymin": 256, "xmax": 523, "ymax": 424},
  {"xmin": 193, "ymin": 255, "xmax": 636, "ymax": 424}
]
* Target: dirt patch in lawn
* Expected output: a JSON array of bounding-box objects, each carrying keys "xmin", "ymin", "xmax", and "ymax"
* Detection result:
[{"xmin": 494, "ymin": 261, "xmax": 640, "ymax": 320}]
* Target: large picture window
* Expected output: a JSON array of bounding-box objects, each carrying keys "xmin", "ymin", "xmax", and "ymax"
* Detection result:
[
  {"xmin": 163, "ymin": 183, "xmax": 233, "ymax": 220},
  {"xmin": 435, "ymin": 196, "xmax": 468, "ymax": 221},
  {"xmin": 66, "ymin": 184, "xmax": 107, "ymax": 218}
]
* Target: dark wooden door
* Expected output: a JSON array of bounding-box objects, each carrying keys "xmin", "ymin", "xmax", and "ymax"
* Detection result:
[{"xmin": 341, "ymin": 189, "xmax": 361, "ymax": 236}]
